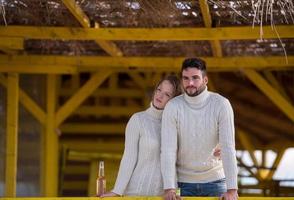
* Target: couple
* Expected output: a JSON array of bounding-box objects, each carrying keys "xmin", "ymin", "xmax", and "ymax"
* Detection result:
[{"xmin": 102, "ymin": 58, "xmax": 238, "ymax": 200}]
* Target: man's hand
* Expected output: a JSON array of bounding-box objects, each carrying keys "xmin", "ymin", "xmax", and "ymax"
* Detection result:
[
  {"xmin": 163, "ymin": 189, "xmax": 178, "ymax": 200},
  {"xmin": 219, "ymin": 189, "xmax": 238, "ymax": 200}
]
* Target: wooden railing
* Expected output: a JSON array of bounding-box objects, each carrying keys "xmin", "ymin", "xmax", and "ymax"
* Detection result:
[{"xmin": 1, "ymin": 197, "xmax": 294, "ymax": 200}]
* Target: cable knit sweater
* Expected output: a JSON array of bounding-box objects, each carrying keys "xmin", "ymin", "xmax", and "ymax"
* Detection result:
[
  {"xmin": 161, "ymin": 87, "xmax": 238, "ymax": 190},
  {"xmin": 112, "ymin": 104, "xmax": 163, "ymax": 196}
]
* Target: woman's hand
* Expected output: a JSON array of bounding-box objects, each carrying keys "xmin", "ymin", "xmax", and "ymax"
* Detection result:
[
  {"xmin": 100, "ymin": 192, "xmax": 120, "ymax": 198},
  {"xmin": 213, "ymin": 146, "xmax": 221, "ymax": 158}
]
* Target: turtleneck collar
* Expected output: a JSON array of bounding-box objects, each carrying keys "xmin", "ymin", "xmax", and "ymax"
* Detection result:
[
  {"xmin": 184, "ymin": 86, "xmax": 210, "ymax": 108},
  {"xmin": 146, "ymin": 102, "xmax": 163, "ymax": 120}
]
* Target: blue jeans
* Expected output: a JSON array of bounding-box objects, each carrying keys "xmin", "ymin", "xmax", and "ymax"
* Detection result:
[{"xmin": 178, "ymin": 178, "xmax": 227, "ymax": 197}]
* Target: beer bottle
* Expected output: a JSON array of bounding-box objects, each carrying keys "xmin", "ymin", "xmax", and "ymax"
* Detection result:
[{"xmin": 96, "ymin": 161, "xmax": 106, "ymax": 196}]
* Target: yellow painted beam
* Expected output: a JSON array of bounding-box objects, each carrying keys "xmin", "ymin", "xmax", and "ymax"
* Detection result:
[
  {"xmin": 0, "ymin": 48, "xmax": 18, "ymax": 55},
  {"xmin": 1, "ymin": 25, "xmax": 294, "ymax": 40},
  {"xmin": 62, "ymin": 181, "xmax": 88, "ymax": 190},
  {"xmin": 263, "ymin": 71, "xmax": 290, "ymax": 102},
  {"xmin": 68, "ymin": 151, "xmax": 122, "ymax": 161},
  {"xmin": 96, "ymin": 39, "xmax": 123, "ymax": 57},
  {"xmin": 236, "ymin": 156, "xmax": 258, "ymax": 179},
  {"xmin": 128, "ymin": 72, "xmax": 148, "ymax": 89},
  {"xmin": 75, "ymin": 105, "xmax": 142, "ymax": 116},
  {"xmin": 109, "ymin": 73, "xmax": 118, "ymax": 89},
  {"xmin": 71, "ymin": 74, "xmax": 80, "ymax": 90},
  {"xmin": 0, "ymin": 55, "xmax": 293, "ymax": 72},
  {"xmin": 61, "ymin": 0, "xmax": 122, "ymax": 56},
  {"xmin": 5, "ymin": 73, "xmax": 19, "ymax": 197},
  {"xmin": 0, "ymin": 64, "xmax": 77, "ymax": 74},
  {"xmin": 44, "ymin": 75, "xmax": 58, "ymax": 196},
  {"xmin": 0, "ymin": 37, "xmax": 23, "ymax": 50},
  {"xmin": 235, "ymin": 103, "xmax": 294, "ymax": 137},
  {"xmin": 242, "ymin": 69, "xmax": 294, "ymax": 122},
  {"xmin": 199, "ymin": 0, "xmax": 212, "ymax": 28},
  {"xmin": 266, "ymin": 149, "xmax": 286, "ymax": 180},
  {"xmin": 2, "ymin": 197, "xmax": 294, "ymax": 200},
  {"xmin": 0, "ymin": 74, "xmax": 46, "ymax": 124},
  {"xmin": 61, "ymin": 0, "xmax": 90, "ymax": 27},
  {"xmin": 150, "ymin": 72, "xmax": 163, "ymax": 87},
  {"xmin": 88, "ymin": 160, "xmax": 98, "ymax": 196},
  {"xmin": 265, "ymin": 139, "xmax": 294, "ymax": 150},
  {"xmin": 60, "ymin": 123, "xmax": 125, "ymax": 134},
  {"xmin": 63, "ymin": 166, "xmax": 89, "ymax": 175},
  {"xmin": 60, "ymin": 140, "xmax": 124, "ymax": 152},
  {"xmin": 55, "ymin": 71, "xmax": 112, "ymax": 126},
  {"xmin": 60, "ymin": 88, "xmax": 144, "ymax": 98},
  {"xmin": 237, "ymin": 129, "xmax": 262, "ymax": 181},
  {"xmin": 199, "ymin": 0, "xmax": 223, "ymax": 57},
  {"xmin": 207, "ymin": 78, "xmax": 217, "ymax": 92}
]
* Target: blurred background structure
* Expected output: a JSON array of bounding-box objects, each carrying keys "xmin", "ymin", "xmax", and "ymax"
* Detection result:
[{"xmin": 0, "ymin": 0, "xmax": 293, "ymax": 197}]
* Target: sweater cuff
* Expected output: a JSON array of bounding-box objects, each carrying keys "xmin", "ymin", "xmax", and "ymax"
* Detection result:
[
  {"xmin": 111, "ymin": 188, "xmax": 124, "ymax": 196},
  {"xmin": 163, "ymin": 177, "xmax": 177, "ymax": 190},
  {"xmin": 226, "ymin": 179, "xmax": 238, "ymax": 190}
]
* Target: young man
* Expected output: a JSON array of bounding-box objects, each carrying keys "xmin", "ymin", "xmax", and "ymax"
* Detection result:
[{"xmin": 161, "ymin": 58, "xmax": 238, "ymax": 200}]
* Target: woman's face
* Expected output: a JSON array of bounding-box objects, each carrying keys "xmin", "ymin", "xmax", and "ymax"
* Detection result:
[{"xmin": 152, "ymin": 80, "xmax": 174, "ymax": 110}]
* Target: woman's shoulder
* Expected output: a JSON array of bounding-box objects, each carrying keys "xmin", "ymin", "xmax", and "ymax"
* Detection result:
[{"xmin": 128, "ymin": 110, "xmax": 147, "ymax": 122}]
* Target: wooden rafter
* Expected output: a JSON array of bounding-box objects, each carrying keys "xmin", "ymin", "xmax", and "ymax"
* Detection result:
[
  {"xmin": 199, "ymin": 0, "xmax": 223, "ymax": 57},
  {"xmin": 0, "ymin": 55, "xmax": 293, "ymax": 73},
  {"xmin": 61, "ymin": 0, "xmax": 122, "ymax": 56},
  {"xmin": 0, "ymin": 25, "xmax": 293, "ymax": 40},
  {"xmin": 0, "ymin": 74, "xmax": 46, "ymax": 125},
  {"xmin": 5, "ymin": 73, "xmax": 19, "ymax": 197},
  {"xmin": 55, "ymin": 70, "xmax": 112, "ymax": 126},
  {"xmin": 235, "ymin": 103, "xmax": 294, "ymax": 138},
  {"xmin": 60, "ymin": 123, "xmax": 125, "ymax": 134},
  {"xmin": 242, "ymin": 69, "xmax": 294, "ymax": 122}
]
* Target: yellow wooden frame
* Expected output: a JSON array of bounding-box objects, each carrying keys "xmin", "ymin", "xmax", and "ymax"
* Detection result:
[
  {"xmin": 0, "ymin": 25, "xmax": 293, "ymax": 40},
  {"xmin": 5, "ymin": 73, "xmax": 19, "ymax": 197}
]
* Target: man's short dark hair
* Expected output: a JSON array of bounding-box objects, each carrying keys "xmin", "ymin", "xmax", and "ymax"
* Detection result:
[{"xmin": 181, "ymin": 58, "xmax": 207, "ymax": 76}]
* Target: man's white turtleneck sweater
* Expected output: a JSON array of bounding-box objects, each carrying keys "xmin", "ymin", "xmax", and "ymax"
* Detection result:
[
  {"xmin": 161, "ymin": 87, "xmax": 238, "ymax": 190},
  {"xmin": 112, "ymin": 104, "xmax": 164, "ymax": 196}
]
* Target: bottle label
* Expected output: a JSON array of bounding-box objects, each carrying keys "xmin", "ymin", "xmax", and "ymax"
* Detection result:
[{"xmin": 96, "ymin": 177, "xmax": 106, "ymax": 196}]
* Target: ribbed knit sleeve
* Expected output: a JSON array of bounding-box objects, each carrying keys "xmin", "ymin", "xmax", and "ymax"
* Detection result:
[
  {"xmin": 218, "ymin": 98, "xmax": 238, "ymax": 190},
  {"xmin": 112, "ymin": 114, "xmax": 140, "ymax": 195},
  {"xmin": 161, "ymin": 101, "xmax": 178, "ymax": 190}
]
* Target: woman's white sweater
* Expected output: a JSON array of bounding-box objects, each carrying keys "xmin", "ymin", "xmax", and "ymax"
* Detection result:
[
  {"xmin": 112, "ymin": 104, "xmax": 164, "ymax": 196},
  {"xmin": 161, "ymin": 87, "xmax": 238, "ymax": 190}
]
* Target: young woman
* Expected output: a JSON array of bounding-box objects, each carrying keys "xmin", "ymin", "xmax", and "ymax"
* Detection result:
[{"xmin": 101, "ymin": 75, "xmax": 182, "ymax": 197}]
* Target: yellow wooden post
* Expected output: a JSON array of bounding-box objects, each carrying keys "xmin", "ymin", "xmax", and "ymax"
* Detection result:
[
  {"xmin": 88, "ymin": 160, "xmax": 98, "ymax": 196},
  {"xmin": 43, "ymin": 74, "xmax": 59, "ymax": 196},
  {"xmin": 5, "ymin": 73, "xmax": 19, "ymax": 197}
]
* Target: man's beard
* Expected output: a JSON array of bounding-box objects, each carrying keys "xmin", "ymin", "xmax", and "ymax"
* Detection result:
[{"xmin": 184, "ymin": 84, "xmax": 206, "ymax": 97}]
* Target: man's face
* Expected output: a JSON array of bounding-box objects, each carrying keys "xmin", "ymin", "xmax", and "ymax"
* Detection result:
[{"xmin": 182, "ymin": 67, "xmax": 208, "ymax": 97}]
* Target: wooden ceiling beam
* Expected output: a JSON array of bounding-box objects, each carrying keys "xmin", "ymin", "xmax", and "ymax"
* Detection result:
[
  {"xmin": 61, "ymin": 0, "xmax": 122, "ymax": 56},
  {"xmin": 59, "ymin": 88, "xmax": 144, "ymax": 98},
  {"xmin": 199, "ymin": 0, "xmax": 223, "ymax": 57},
  {"xmin": 55, "ymin": 70, "xmax": 112, "ymax": 126},
  {"xmin": 0, "ymin": 55, "xmax": 293, "ymax": 73},
  {"xmin": 0, "ymin": 74, "xmax": 46, "ymax": 125},
  {"xmin": 74, "ymin": 105, "xmax": 142, "ymax": 117},
  {"xmin": 60, "ymin": 123, "xmax": 125, "ymax": 134},
  {"xmin": 0, "ymin": 37, "xmax": 23, "ymax": 50},
  {"xmin": 0, "ymin": 25, "xmax": 293, "ymax": 40},
  {"xmin": 242, "ymin": 69, "xmax": 294, "ymax": 122},
  {"xmin": 234, "ymin": 103, "xmax": 294, "ymax": 138}
]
